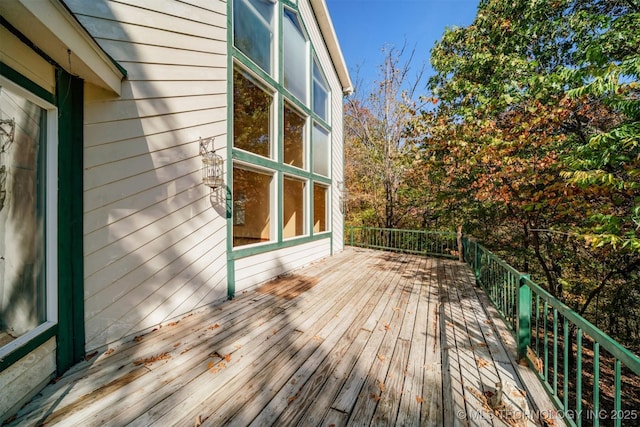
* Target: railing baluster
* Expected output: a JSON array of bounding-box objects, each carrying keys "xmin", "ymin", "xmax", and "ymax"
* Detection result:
[
  {"xmin": 535, "ymin": 295, "xmax": 541, "ymax": 356},
  {"xmin": 553, "ymin": 308, "xmax": 558, "ymax": 398},
  {"xmin": 593, "ymin": 342, "xmax": 600, "ymax": 427},
  {"xmin": 564, "ymin": 317, "xmax": 569, "ymax": 412},
  {"xmin": 615, "ymin": 359, "xmax": 621, "ymax": 427},
  {"xmin": 576, "ymin": 328, "xmax": 583, "ymax": 427},
  {"xmin": 544, "ymin": 301, "xmax": 549, "ymax": 382}
]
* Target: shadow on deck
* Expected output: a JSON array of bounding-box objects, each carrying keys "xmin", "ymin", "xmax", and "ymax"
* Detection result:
[{"xmin": 7, "ymin": 248, "xmax": 561, "ymax": 426}]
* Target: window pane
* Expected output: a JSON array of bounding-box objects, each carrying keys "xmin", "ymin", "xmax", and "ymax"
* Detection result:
[
  {"xmin": 283, "ymin": 9, "xmax": 308, "ymax": 103},
  {"xmin": 283, "ymin": 177, "xmax": 305, "ymax": 239},
  {"xmin": 313, "ymin": 59, "xmax": 329, "ymax": 121},
  {"xmin": 283, "ymin": 104, "xmax": 305, "ymax": 168},
  {"xmin": 0, "ymin": 86, "xmax": 46, "ymax": 343},
  {"xmin": 312, "ymin": 123, "xmax": 329, "ymax": 176},
  {"xmin": 233, "ymin": 69, "xmax": 272, "ymax": 158},
  {"xmin": 313, "ymin": 183, "xmax": 327, "ymax": 233},
  {"xmin": 233, "ymin": 167, "xmax": 272, "ymax": 247},
  {"xmin": 234, "ymin": 0, "xmax": 274, "ymax": 73}
]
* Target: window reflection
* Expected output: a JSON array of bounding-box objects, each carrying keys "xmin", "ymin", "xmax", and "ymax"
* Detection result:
[{"xmin": 233, "ymin": 69, "xmax": 272, "ymax": 158}]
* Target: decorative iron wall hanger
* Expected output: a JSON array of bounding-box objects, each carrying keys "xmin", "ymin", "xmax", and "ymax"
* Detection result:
[{"xmin": 0, "ymin": 117, "xmax": 16, "ymax": 212}]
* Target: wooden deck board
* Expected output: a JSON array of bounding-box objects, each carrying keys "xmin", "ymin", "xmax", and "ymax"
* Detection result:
[{"xmin": 7, "ymin": 248, "xmax": 561, "ymax": 427}]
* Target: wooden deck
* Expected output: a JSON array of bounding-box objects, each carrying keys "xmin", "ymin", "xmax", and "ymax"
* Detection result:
[{"xmin": 7, "ymin": 248, "xmax": 559, "ymax": 426}]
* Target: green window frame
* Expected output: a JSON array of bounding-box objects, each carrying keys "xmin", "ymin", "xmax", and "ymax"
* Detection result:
[
  {"xmin": 0, "ymin": 74, "xmax": 58, "ymax": 369},
  {"xmin": 229, "ymin": 0, "xmax": 333, "ymax": 258}
]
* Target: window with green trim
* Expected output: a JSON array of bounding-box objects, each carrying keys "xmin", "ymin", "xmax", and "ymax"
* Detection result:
[
  {"xmin": 313, "ymin": 183, "xmax": 328, "ymax": 233},
  {"xmin": 233, "ymin": 0, "xmax": 275, "ymax": 74},
  {"xmin": 313, "ymin": 58, "xmax": 329, "ymax": 121},
  {"xmin": 0, "ymin": 78, "xmax": 56, "ymax": 353},
  {"xmin": 231, "ymin": 0, "xmax": 332, "ymax": 250},
  {"xmin": 283, "ymin": 8, "xmax": 308, "ymax": 103}
]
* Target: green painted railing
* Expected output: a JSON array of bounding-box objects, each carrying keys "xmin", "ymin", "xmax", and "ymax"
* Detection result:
[
  {"xmin": 345, "ymin": 226, "xmax": 458, "ymax": 258},
  {"xmin": 345, "ymin": 227, "xmax": 640, "ymax": 427},
  {"xmin": 464, "ymin": 238, "xmax": 640, "ymax": 427}
]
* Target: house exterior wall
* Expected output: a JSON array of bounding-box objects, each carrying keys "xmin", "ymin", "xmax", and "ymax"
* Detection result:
[
  {"xmin": 66, "ymin": 0, "xmax": 347, "ymax": 351},
  {"xmin": 64, "ymin": 0, "xmax": 230, "ymax": 350}
]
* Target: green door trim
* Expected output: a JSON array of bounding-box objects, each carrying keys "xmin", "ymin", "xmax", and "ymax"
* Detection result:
[{"xmin": 55, "ymin": 69, "xmax": 85, "ymax": 373}]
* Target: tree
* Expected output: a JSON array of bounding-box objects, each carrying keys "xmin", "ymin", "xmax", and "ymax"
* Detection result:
[
  {"xmin": 417, "ymin": 0, "xmax": 640, "ymax": 346},
  {"xmin": 344, "ymin": 45, "xmax": 427, "ymax": 228}
]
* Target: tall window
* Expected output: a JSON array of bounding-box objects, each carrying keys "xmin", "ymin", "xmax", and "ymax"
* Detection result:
[
  {"xmin": 313, "ymin": 183, "xmax": 327, "ymax": 233},
  {"xmin": 312, "ymin": 123, "xmax": 329, "ymax": 177},
  {"xmin": 233, "ymin": 0, "xmax": 275, "ymax": 74},
  {"xmin": 283, "ymin": 177, "xmax": 305, "ymax": 238},
  {"xmin": 233, "ymin": 69, "xmax": 273, "ymax": 158},
  {"xmin": 283, "ymin": 103, "xmax": 305, "ymax": 168},
  {"xmin": 232, "ymin": 1, "xmax": 332, "ymax": 249},
  {"xmin": 313, "ymin": 58, "xmax": 329, "ymax": 121},
  {"xmin": 283, "ymin": 9, "xmax": 308, "ymax": 103},
  {"xmin": 233, "ymin": 167, "xmax": 273, "ymax": 247},
  {"xmin": 0, "ymin": 82, "xmax": 51, "ymax": 347}
]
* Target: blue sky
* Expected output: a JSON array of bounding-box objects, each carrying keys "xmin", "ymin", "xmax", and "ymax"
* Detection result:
[{"xmin": 325, "ymin": 0, "xmax": 480, "ymax": 94}]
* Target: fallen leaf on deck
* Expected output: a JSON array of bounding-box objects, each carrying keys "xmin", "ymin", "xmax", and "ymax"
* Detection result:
[
  {"xmin": 133, "ymin": 352, "xmax": 171, "ymax": 366},
  {"xmin": 104, "ymin": 348, "xmax": 114, "ymax": 356},
  {"xmin": 85, "ymin": 351, "xmax": 98, "ymax": 361},
  {"xmin": 288, "ymin": 395, "xmax": 297, "ymax": 403},
  {"xmin": 477, "ymin": 358, "xmax": 489, "ymax": 368},
  {"xmin": 134, "ymin": 335, "xmax": 144, "ymax": 342},
  {"xmin": 224, "ymin": 354, "xmax": 232, "ymax": 362},
  {"xmin": 173, "ymin": 342, "xmax": 181, "ymax": 348},
  {"xmin": 377, "ymin": 380, "xmax": 385, "ymax": 392},
  {"xmin": 416, "ymin": 396, "xmax": 423, "ymax": 403},
  {"xmin": 167, "ymin": 321, "xmax": 179, "ymax": 327},
  {"xmin": 377, "ymin": 354, "xmax": 385, "ymax": 362},
  {"xmin": 370, "ymin": 392, "xmax": 382, "ymax": 402},
  {"xmin": 195, "ymin": 415, "xmax": 202, "ymax": 427},
  {"xmin": 393, "ymin": 307, "xmax": 400, "ymax": 311},
  {"xmin": 384, "ymin": 324, "xmax": 390, "ymax": 331}
]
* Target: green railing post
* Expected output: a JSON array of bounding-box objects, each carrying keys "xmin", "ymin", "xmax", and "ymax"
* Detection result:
[
  {"xmin": 349, "ymin": 226, "xmax": 354, "ymax": 246},
  {"xmin": 517, "ymin": 274, "xmax": 532, "ymax": 362}
]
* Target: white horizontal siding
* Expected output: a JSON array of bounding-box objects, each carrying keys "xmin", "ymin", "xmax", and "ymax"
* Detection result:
[
  {"xmin": 66, "ymin": 0, "xmax": 230, "ymax": 350},
  {"xmin": 234, "ymin": 239, "xmax": 332, "ymax": 293}
]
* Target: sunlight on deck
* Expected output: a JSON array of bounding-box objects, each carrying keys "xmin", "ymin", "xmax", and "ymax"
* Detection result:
[{"xmin": 7, "ymin": 248, "xmax": 560, "ymax": 426}]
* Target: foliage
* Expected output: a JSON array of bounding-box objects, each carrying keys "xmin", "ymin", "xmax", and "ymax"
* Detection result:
[
  {"xmin": 344, "ymin": 45, "xmax": 428, "ymax": 228},
  {"xmin": 417, "ymin": 0, "xmax": 640, "ymax": 346}
]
